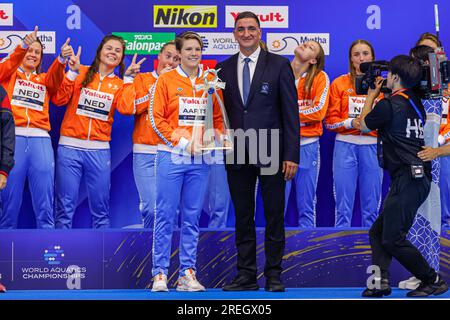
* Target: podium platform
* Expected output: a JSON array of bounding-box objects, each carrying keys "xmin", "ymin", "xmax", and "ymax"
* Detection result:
[{"xmin": 0, "ymin": 228, "xmax": 449, "ymax": 290}]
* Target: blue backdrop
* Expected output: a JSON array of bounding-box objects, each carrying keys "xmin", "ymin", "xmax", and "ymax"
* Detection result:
[{"xmin": 1, "ymin": 0, "xmax": 449, "ymax": 228}]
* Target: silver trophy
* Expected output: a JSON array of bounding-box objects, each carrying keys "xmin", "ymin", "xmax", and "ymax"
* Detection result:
[{"xmin": 192, "ymin": 69, "xmax": 233, "ymax": 151}]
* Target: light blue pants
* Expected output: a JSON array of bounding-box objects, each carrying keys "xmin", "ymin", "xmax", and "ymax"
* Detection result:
[
  {"xmin": 55, "ymin": 146, "xmax": 111, "ymax": 229},
  {"xmin": 285, "ymin": 141, "xmax": 320, "ymax": 227},
  {"xmin": 333, "ymin": 141, "xmax": 383, "ymax": 227},
  {"xmin": 440, "ymin": 156, "xmax": 450, "ymax": 228},
  {"xmin": 0, "ymin": 136, "xmax": 54, "ymax": 229},
  {"xmin": 152, "ymin": 151, "xmax": 210, "ymax": 277},
  {"xmin": 204, "ymin": 151, "xmax": 231, "ymax": 228},
  {"xmin": 133, "ymin": 153, "xmax": 157, "ymax": 229}
]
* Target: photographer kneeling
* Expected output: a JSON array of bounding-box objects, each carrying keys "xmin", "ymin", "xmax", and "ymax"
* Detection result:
[{"xmin": 355, "ymin": 55, "xmax": 449, "ymax": 297}]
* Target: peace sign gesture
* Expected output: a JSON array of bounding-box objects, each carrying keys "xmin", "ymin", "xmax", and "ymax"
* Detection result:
[
  {"xmin": 68, "ymin": 46, "xmax": 81, "ymax": 73},
  {"xmin": 23, "ymin": 26, "xmax": 38, "ymax": 47},
  {"xmin": 125, "ymin": 54, "xmax": 146, "ymax": 78}
]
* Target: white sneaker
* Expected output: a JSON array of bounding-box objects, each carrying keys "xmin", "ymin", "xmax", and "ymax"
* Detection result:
[
  {"xmin": 151, "ymin": 273, "xmax": 169, "ymax": 292},
  {"xmin": 176, "ymin": 269, "xmax": 206, "ymax": 292},
  {"xmin": 398, "ymin": 276, "xmax": 421, "ymax": 290}
]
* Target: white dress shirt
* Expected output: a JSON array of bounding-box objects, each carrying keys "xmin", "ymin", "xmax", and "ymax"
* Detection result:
[{"xmin": 237, "ymin": 46, "xmax": 261, "ymax": 102}]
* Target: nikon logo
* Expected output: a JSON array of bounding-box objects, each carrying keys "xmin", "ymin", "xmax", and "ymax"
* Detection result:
[{"xmin": 154, "ymin": 5, "xmax": 217, "ymax": 28}]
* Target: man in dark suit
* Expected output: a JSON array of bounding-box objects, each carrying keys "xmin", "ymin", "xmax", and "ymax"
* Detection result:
[{"xmin": 216, "ymin": 11, "xmax": 299, "ymax": 292}]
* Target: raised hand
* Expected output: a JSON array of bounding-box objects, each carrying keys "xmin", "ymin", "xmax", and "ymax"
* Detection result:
[
  {"xmin": 159, "ymin": 64, "xmax": 173, "ymax": 75},
  {"xmin": 60, "ymin": 38, "xmax": 74, "ymax": 60},
  {"xmin": 68, "ymin": 46, "xmax": 81, "ymax": 72},
  {"xmin": 23, "ymin": 26, "xmax": 38, "ymax": 47},
  {"xmin": 125, "ymin": 54, "xmax": 146, "ymax": 78}
]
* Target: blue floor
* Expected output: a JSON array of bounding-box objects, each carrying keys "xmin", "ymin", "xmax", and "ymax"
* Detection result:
[{"xmin": 0, "ymin": 288, "xmax": 449, "ymax": 300}]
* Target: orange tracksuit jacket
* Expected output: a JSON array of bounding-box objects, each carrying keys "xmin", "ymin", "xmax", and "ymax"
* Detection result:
[
  {"xmin": 151, "ymin": 67, "xmax": 224, "ymax": 151},
  {"xmin": 52, "ymin": 65, "xmax": 135, "ymax": 142},
  {"xmin": 297, "ymin": 70, "xmax": 330, "ymax": 137},
  {"xmin": 325, "ymin": 73, "xmax": 378, "ymax": 137},
  {"xmin": 0, "ymin": 45, "xmax": 65, "ymax": 133},
  {"xmin": 132, "ymin": 71, "xmax": 160, "ymax": 147}
]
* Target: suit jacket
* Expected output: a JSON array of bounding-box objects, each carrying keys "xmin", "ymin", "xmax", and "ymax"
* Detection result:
[
  {"xmin": 216, "ymin": 49, "xmax": 300, "ymax": 169},
  {"xmin": 0, "ymin": 85, "xmax": 15, "ymax": 176}
]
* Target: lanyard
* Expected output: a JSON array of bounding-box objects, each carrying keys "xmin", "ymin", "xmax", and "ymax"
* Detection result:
[
  {"xmin": 408, "ymin": 98, "xmax": 425, "ymax": 124},
  {"xmin": 392, "ymin": 89, "xmax": 425, "ymax": 124}
]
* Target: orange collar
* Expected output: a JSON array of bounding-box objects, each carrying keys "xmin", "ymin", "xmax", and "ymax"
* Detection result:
[{"xmin": 391, "ymin": 88, "xmax": 409, "ymax": 99}]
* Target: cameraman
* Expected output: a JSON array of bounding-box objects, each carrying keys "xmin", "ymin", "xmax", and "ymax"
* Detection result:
[{"xmin": 355, "ymin": 55, "xmax": 448, "ymax": 297}]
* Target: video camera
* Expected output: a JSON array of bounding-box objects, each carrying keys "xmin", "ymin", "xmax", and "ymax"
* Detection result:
[
  {"xmin": 355, "ymin": 61, "xmax": 392, "ymax": 95},
  {"xmin": 416, "ymin": 48, "xmax": 450, "ymax": 99}
]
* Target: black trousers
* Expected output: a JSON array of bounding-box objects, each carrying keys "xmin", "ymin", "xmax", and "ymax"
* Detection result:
[
  {"xmin": 369, "ymin": 168, "xmax": 436, "ymax": 284},
  {"xmin": 227, "ymin": 163, "xmax": 285, "ymax": 279}
]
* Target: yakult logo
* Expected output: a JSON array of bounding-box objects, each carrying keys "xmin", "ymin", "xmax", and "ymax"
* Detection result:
[
  {"xmin": 82, "ymin": 89, "xmax": 113, "ymax": 101},
  {"xmin": 225, "ymin": 6, "xmax": 288, "ymax": 28},
  {"xmin": 17, "ymin": 80, "xmax": 45, "ymax": 91},
  {"xmin": 350, "ymin": 97, "xmax": 365, "ymax": 104},
  {"xmin": 0, "ymin": 4, "xmax": 13, "ymax": 26},
  {"xmin": 181, "ymin": 98, "xmax": 206, "ymax": 105}
]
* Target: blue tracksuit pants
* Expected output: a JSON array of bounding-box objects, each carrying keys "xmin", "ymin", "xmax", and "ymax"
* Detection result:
[
  {"xmin": 152, "ymin": 151, "xmax": 210, "ymax": 278},
  {"xmin": 0, "ymin": 136, "xmax": 54, "ymax": 229},
  {"xmin": 55, "ymin": 145, "xmax": 111, "ymax": 229},
  {"xmin": 204, "ymin": 151, "xmax": 231, "ymax": 228},
  {"xmin": 133, "ymin": 153, "xmax": 157, "ymax": 229},
  {"xmin": 333, "ymin": 141, "xmax": 383, "ymax": 227},
  {"xmin": 285, "ymin": 140, "xmax": 320, "ymax": 227}
]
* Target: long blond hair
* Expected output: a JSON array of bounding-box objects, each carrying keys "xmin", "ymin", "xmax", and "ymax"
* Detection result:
[{"xmin": 303, "ymin": 41, "xmax": 325, "ymax": 99}]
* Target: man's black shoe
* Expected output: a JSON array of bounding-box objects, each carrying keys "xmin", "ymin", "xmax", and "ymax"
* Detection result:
[
  {"xmin": 407, "ymin": 275, "xmax": 449, "ymax": 297},
  {"xmin": 362, "ymin": 279, "xmax": 391, "ymax": 297},
  {"xmin": 223, "ymin": 276, "xmax": 259, "ymax": 291},
  {"xmin": 361, "ymin": 287, "xmax": 392, "ymax": 297},
  {"xmin": 265, "ymin": 277, "xmax": 285, "ymax": 292}
]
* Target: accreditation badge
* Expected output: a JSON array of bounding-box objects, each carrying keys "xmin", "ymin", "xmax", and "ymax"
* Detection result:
[
  {"xmin": 348, "ymin": 96, "xmax": 366, "ymax": 118},
  {"xmin": 11, "ymin": 79, "xmax": 46, "ymax": 111},
  {"xmin": 178, "ymin": 97, "xmax": 207, "ymax": 126},
  {"xmin": 442, "ymin": 98, "xmax": 449, "ymax": 125},
  {"xmin": 76, "ymin": 88, "xmax": 113, "ymax": 121}
]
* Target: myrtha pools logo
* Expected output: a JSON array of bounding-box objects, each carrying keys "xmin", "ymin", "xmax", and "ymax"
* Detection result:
[{"xmin": 43, "ymin": 245, "xmax": 65, "ymax": 265}]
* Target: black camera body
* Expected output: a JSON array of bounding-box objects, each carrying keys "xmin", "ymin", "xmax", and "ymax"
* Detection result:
[
  {"xmin": 416, "ymin": 49, "xmax": 450, "ymax": 99},
  {"xmin": 355, "ymin": 61, "xmax": 391, "ymax": 95}
]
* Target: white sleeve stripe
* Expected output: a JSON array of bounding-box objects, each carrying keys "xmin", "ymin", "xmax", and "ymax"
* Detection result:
[
  {"xmin": 148, "ymin": 78, "xmax": 174, "ymax": 148},
  {"xmin": 326, "ymin": 121, "xmax": 345, "ymax": 130},
  {"xmin": 135, "ymin": 94, "xmax": 150, "ymax": 105},
  {"xmin": 300, "ymin": 72, "xmax": 330, "ymax": 116}
]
